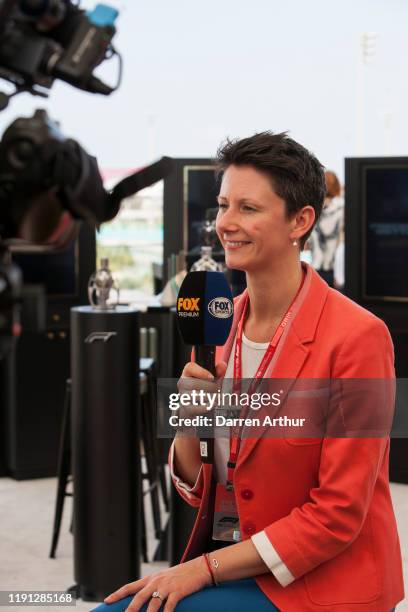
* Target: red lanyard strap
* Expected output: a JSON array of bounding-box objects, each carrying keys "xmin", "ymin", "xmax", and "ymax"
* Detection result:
[{"xmin": 226, "ymin": 274, "xmax": 305, "ymax": 487}]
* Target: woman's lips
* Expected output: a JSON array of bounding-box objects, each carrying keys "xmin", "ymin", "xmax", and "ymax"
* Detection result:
[
  {"xmin": 224, "ymin": 240, "xmax": 251, "ymax": 250},
  {"xmin": 225, "ymin": 240, "xmax": 251, "ymax": 251}
]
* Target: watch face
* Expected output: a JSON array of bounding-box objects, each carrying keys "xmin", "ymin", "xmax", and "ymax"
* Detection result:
[{"xmin": 364, "ymin": 166, "xmax": 408, "ymax": 301}]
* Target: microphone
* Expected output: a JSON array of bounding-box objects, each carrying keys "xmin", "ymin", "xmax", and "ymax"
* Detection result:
[
  {"xmin": 176, "ymin": 270, "xmax": 234, "ymax": 374},
  {"xmin": 176, "ymin": 271, "xmax": 234, "ymax": 461}
]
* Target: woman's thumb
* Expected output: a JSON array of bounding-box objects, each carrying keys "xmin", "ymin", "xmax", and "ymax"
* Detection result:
[{"xmin": 215, "ymin": 361, "xmax": 227, "ymax": 378}]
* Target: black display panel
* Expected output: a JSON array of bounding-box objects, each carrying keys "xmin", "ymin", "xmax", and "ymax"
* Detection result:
[
  {"xmin": 364, "ymin": 166, "xmax": 408, "ymax": 301},
  {"xmin": 163, "ymin": 159, "xmax": 246, "ymax": 296},
  {"xmin": 12, "ymin": 241, "xmax": 78, "ymax": 297},
  {"xmin": 183, "ymin": 166, "xmax": 221, "ymax": 252}
]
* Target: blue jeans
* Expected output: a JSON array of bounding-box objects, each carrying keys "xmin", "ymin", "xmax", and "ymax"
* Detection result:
[{"xmin": 90, "ymin": 578, "xmax": 279, "ymax": 611}]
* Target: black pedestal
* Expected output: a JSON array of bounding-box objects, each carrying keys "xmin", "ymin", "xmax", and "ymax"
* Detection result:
[{"xmin": 71, "ymin": 306, "xmax": 141, "ymax": 601}]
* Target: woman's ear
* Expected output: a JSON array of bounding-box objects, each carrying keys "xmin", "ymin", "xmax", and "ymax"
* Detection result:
[{"xmin": 290, "ymin": 205, "xmax": 315, "ymax": 242}]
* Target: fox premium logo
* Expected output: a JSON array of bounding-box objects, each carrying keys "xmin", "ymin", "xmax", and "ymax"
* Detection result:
[{"xmin": 177, "ymin": 297, "xmax": 200, "ymax": 317}]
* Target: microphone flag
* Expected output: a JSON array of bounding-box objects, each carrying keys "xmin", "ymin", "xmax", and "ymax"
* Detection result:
[{"xmin": 176, "ymin": 270, "xmax": 233, "ymax": 347}]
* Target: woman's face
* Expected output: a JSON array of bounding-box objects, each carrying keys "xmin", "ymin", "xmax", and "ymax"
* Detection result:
[{"xmin": 216, "ymin": 164, "xmax": 297, "ymax": 273}]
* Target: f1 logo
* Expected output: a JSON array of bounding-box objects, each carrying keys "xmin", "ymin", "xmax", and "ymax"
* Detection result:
[{"xmin": 85, "ymin": 332, "xmax": 117, "ymax": 344}]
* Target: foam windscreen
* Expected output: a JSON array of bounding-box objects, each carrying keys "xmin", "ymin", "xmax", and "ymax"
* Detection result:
[{"xmin": 176, "ymin": 271, "xmax": 233, "ymax": 346}]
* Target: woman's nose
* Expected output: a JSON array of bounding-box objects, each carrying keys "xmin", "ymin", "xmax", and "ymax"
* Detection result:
[{"xmin": 216, "ymin": 207, "xmax": 240, "ymax": 234}]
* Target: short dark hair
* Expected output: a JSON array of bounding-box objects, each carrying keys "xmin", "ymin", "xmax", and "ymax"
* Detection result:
[{"xmin": 215, "ymin": 131, "xmax": 326, "ymax": 247}]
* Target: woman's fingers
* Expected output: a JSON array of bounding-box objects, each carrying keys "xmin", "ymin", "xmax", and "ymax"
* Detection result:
[
  {"xmin": 126, "ymin": 584, "xmax": 164, "ymax": 612},
  {"xmin": 145, "ymin": 599, "xmax": 162, "ymax": 612},
  {"xmin": 179, "ymin": 361, "xmax": 227, "ymax": 391},
  {"xmin": 182, "ymin": 360, "xmax": 227, "ymax": 380},
  {"xmin": 178, "ymin": 376, "xmax": 216, "ymax": 394},
  {"xmin": 176, "ymin": 360, "xmax": 228, "ymax": 417},
  {"xmin": 163, "ymin": 594, "xmax": 180, "ymax": 612},
  {"xmin": 119, "ymin": 558, "xmax": 210, "ymax": 611},
  {"xmin": 104, "ymin": 577, "xmax": 148, "ymax": 603},
  {"xmin": 145, "ymin": 592, "xmax": 170, "ymax": 612},
  {"xmin": 181, "ymin": 361, "xmax": 214, "ymax": 380}
]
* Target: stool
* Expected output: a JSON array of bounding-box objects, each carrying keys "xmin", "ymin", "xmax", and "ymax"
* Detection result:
[
  {"xmin": 139, "ymin": 358, "xmax": 169, "ymax": 562},
  {"xmin": 49, "ymin": 359, "xmax": 169, "ymax": 562},
  {"xmin": 140, "ymin": 358, "xmax": 169, "ymax": 515},
  {"xmin": 49, "ymin": 379, "xmax": 72, "ymax": 559}
]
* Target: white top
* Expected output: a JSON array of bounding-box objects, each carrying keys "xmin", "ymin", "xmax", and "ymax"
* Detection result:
[{"xmin": 214, "ymin": 332, "xmax": 269, "ymax": 484}]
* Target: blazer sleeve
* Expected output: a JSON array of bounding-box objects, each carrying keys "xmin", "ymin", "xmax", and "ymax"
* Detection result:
[
  {"xmin": 168, "ymin": 347, "xmax": 209, "ymax": 508},
  {"xmin": 168, "ymin": 441, "xmax": 204, "ymax": 508},
  {"xmin": 252, "ymin": 318, "xmax": 395, "ymax": 585}
]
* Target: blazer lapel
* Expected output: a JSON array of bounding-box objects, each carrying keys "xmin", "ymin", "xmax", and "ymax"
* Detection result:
[
  {"xmin": 236, "ymin": 265, "xmax": 330, "ymax": 467},
  {"xmin": 236, "ymin": 329, "xmax": 310, "ymax": 466}
]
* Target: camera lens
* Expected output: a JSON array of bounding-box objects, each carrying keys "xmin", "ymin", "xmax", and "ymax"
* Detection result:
[{"xmin": 8, "ymin": 139, "xmax": 35, "ymax": 169}]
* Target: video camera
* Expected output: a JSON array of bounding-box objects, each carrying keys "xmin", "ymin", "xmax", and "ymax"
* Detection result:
[
  {"xmin": 0, "ymin": 0, "xmax": 121, "ymax": 108},
  {"xmin": 0, "ymin": 1, "xmax": 174, "ymax": 355},
  {"xmin": 0, "ymin": 106, "xmax": 173, "ymax": 356}
]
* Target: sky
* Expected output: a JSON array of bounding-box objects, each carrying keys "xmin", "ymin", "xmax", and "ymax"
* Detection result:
[{"xmin": 1, "ymin": 0, "xmax": 408, "ymax": 182}]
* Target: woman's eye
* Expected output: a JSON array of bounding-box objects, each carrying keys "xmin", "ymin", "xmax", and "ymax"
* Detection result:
[
  {"xmin": 242, "ymin": 205, "xmax": 256, "ymax": 212},
  {"xmin": 218, "ymin": 203, "xmax": 228, "ymax": 209}
]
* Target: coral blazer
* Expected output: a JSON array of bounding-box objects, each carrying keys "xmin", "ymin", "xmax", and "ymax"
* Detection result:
[{"xmin": 171, "ymin": 264, "xmax": 404, "ymax": 611}]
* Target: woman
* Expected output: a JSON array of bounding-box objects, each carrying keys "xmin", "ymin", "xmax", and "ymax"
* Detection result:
[
  {"xmin": 95, "ymin": 132, "xmax": 403, "ymax": 611},
  {"xmin": 309, "ymin": 170, "xmax": 344, "ymax": 287}
]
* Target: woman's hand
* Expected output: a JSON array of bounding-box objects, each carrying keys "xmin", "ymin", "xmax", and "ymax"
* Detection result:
[
  {"xmin": 171, "ymin": 360, "xmax": 227, "ymax": 486},
  {"xmin": 104, "ymin": 556, "xmax": 212, "ymax": 611},
  {"xmin": 177, "ymin": 361, "xmax": 227, "ymax": 419}
]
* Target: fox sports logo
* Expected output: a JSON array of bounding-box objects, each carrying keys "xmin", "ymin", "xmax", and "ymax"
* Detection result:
[{"xmin": 208, "ymin": 297, "xmax": 233, "ymax": 318}]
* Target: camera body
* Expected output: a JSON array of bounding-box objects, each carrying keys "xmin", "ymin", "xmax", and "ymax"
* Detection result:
[
  {"xmin": 0, "ymin": 108, "xmax": 108, "ymax": 243},
  {"xmin": 0, "ymin": 0, "xmax": 119, "ymax": 100},
  {"xmin": 0, "ymin": 2, "xmax": 173, "ymax": 350},
  {"xmin": 0, "ymin": 106, "xmax": 174, "ymax": 347}
]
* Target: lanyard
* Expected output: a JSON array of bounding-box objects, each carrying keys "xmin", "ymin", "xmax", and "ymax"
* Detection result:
[{"xmin": 227, "ymin": 273, "xmax": 305, "ymax": 487}]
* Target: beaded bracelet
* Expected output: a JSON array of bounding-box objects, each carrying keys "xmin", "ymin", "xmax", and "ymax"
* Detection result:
[{"xmin": 202, "ymin": 553, "xmax": 219, "ymax": 586}]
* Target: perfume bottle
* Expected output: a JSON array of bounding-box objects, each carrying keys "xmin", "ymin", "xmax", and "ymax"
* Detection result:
[
  {"xmin": 88, "ymin": 257, "xmax": 120, "ymax": 309},
  {"xmin": 190, "ymin": 246, "xmax": 222, "ymax": 272}
]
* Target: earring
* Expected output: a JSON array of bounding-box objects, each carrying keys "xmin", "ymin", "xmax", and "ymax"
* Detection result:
[{"xmin": 293, "ymin": 240, "xmax": 298, "ymax": 246}]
